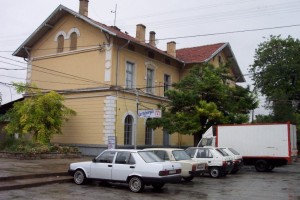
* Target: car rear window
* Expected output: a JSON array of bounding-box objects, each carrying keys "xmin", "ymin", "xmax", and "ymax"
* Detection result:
[
  {"xmin": 228, "ymin": 148, "xmax": 241, "ymax": 155},
  {"xmin": 215, "ymin": 148, "xmax": 229, "ymax": 156},
  {"xmin": 138, "ymin": 151, "xmax": 163, "ymax": 163},
  {"xmin": 172, "ymin": 150, "xmax": 191, "ymax": 161}
]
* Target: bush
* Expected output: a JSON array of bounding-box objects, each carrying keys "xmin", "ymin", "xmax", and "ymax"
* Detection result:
[{"xmin": 0, "ymin": 137, "xmax": 78, "ymax": 154}]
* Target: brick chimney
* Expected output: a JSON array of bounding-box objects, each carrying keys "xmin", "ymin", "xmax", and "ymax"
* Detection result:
[
  {"xmin": 79, "ymin": 0, "xmax": 89, "ymax": 16},
  {"xmin": 149, "ymin": 31, "xmax": 156, "ymax": 47},
  {"xmin": 136, "ymin": 24, "xmax": 146, "ymax": 43},
  {"xmin": 167, "ymin": 41, "xmax": 176, "ymax": 57}
]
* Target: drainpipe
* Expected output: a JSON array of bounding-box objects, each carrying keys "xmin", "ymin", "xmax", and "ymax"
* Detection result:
[
  {"xmin": 115, "ymin": 40, "xmax": 130, "ymax": 148},
  {"xmin": 116, "ymin": 40, "xmax": 130, "ymax": 86}
]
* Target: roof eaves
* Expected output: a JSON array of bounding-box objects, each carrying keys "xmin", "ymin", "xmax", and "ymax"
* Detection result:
[
  {"xmin": 203, "ymin": 43, "xmax": 228, "ymax": 63},
  {"xmin": 13, "ymin": 5, "xmax": 116, "ymax": 57}
]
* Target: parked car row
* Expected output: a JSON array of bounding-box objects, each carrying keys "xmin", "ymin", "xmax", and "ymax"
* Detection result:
[{"xmin": 68, "ymin": 147, "xmax": 243, "ymax": 193}]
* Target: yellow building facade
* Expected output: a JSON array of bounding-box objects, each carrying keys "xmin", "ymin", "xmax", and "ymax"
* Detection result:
[{"xmin": 13, "ymin": 1, "xmax": 244, "ymax": 155}]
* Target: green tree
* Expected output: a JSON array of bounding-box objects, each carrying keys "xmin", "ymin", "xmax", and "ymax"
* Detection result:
[
  {"xmin": 148, "ymin": 64, "xmax": 258, "ymax": 145},
  {"xmin": 3, "ymin": 83, "xmax": 76, "ymax": 144},
  {"xmin": 249, "ymin": 35, "xmax": 300, "ymax": 124}
]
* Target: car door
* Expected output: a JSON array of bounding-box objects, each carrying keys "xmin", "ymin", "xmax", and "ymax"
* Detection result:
[
  {"xmin": 111, "ymin": 151, "xmax": 135, "ymax": 181},
  {"xmin": 195, "ymin": 148, "xmax": 214, "ymax": 166},
  {"xmin": 90, "ymin": 150, "xmax": 116, "ymax": 180}
]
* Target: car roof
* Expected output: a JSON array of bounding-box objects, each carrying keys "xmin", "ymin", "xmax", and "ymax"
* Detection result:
[
  {"xmin": 104, "ymin": 149, "xmax": 150, "ymax": 153},
  {"xmin": 144, "ymin": 148, "xmax": 184, "ymax": 151}
]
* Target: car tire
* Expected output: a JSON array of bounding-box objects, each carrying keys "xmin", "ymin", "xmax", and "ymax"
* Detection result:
[
  {"xmin": 255, "ymin": 160, "xmax": 269, "ymax": 172},
  {"xmin": 152, "ymin": 183, "xmax": 165, "ymax": 190},
  {"xmin": 183, "ymin": 175, "xmax": 194, "ymax": 181},
  {"xmin": 73, "ymin": 169, "xmax": 86, "ymax": 185},
  {"xmin": 128, "ymin": 176, "xmax": 144, "ymax": 193},
  {"xmin": 266, "ymin": 164, "xmax": 275, "ymax": 172},
  {"xmin": 209, "ymin": 167, "xmax": 221, "ymax": 178}
]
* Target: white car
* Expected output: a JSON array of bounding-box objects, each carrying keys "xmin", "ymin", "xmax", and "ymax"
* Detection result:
[
  {"xmin": 219, "ymin": 147, "xmax": 243, "ymax": 174},
  {"xmin": 145, "ymin": 148, "xmax": 207, "ymax": 181},
  {"xmin": 185, "ymin": 147, "xmax": 234, "ymax": 178},
  {"xmin": 68, "ymin": 149, "xmax": 182, "ymax": 192}
]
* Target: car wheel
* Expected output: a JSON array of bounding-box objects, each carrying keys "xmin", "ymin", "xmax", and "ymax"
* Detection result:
[
  {"xmin": 209, "ymin": 167, "xmax": 221, "ymax": 178},
  {"xmin": 183, "ymin": 175, "xmax": 194, "ymax": 181},
  {"xmin": 73, "ymin": 169, "xmax": 86, "ymax": 185},
  {"xmin": 128, "ymin": 176, "xmax": 144, "ymax": 193},
  {"xmin": 152, "ymin": 183, "xmax": 165, "ymax": 190},
  {"xmin": 255, "ymin": 160, "xmax": 269, "ymax": 172}
]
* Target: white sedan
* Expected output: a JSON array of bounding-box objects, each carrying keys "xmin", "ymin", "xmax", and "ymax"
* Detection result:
[{"xmin": 68, "ymin": 149, "xmax": 182, "ymax": 192}]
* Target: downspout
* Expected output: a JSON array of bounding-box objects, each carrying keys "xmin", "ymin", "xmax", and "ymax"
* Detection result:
[
  {"xmin": 115, "ymin": 40, "xmax": 130, "ymax": 146},
  {"xmin": 116, "ymin": 40, "xmax": 130, "ymax": 86}
]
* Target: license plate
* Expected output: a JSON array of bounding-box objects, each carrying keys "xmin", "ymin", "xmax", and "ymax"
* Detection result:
[
  {"xmin": 169, "ymin": 170, "xmax": 176, "ymax": 174},
  {"xmin": 197, "ymin": 165, "xmax": 205, "ymax": 170}
]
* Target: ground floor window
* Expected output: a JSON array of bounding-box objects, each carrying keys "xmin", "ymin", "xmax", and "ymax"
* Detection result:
[{"xmin": 124, "ymin": 115, "xmax": 133, "ymax": 145}]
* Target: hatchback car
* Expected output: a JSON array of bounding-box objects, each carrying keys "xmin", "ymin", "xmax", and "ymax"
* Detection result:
[
  {"xmin": 219, "ymin": 147, "xmax": 243, "ymax": 174},
  {"xmin": 185, "ymin": 147, "xmax": 234, "ymax": 178},
  {"xmin": 68, "ymin": 149, "xmax": 182, "ymax": 192},
  {"xmin": 145, "ymin": 148, "xmax": 207, "ymax": 181}
]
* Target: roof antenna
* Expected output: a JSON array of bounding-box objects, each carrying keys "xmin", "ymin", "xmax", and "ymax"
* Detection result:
[{"xmin": 111, "ymin": 4, "xmax": 117, "ymax": 27}]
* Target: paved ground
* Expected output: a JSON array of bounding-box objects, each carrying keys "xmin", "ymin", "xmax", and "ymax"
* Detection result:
[{"xmin": 0, "ymin": 160, "xmax": 299, "ymax": 200}]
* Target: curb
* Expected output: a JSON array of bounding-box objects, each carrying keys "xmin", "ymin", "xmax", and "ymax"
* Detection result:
[{"xmin": 0, "ymin": 173, "xmax": 73, "ymax": 191}]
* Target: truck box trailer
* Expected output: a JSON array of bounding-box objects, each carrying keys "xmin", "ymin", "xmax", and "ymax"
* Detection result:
[{"xmin": 197, "ymin": 123, "xmax": 298, "ymax": 172}]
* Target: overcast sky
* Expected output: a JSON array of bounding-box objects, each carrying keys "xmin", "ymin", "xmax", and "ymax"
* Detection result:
[{"xmin": 1, "ymin": 0, "xmax": 300, "ymax": 116}]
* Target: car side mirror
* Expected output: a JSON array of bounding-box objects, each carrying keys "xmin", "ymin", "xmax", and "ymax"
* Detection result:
[{"xmin": 92, "ymin": 158, "xmax": 97, "ymax": 162}]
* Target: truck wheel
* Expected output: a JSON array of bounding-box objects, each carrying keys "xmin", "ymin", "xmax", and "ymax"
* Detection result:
[
  {"xmin": 209, "ymin": 167, "xmax": 221, "ymax": 178},
  {"xmin": 255, "ymin": 160, "xmax": 269, "ymax": 172}
]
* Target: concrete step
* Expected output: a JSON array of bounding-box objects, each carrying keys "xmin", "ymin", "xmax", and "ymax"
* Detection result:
[{"xmin": 0, "ymin": 173, "xmax": 73, "ymax": 191}]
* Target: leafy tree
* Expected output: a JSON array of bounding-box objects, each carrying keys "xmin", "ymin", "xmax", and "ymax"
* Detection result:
[
  {"xmin": 249, "ymin": 35, "xmax": 300, "ymax": 124},
  {"xmin": 3, "ymin": 83, "xmax": 76, "ymax": 144},
  {"xmin": 148, "ymin": 64, "xmax": 258, "ymax": 145}
]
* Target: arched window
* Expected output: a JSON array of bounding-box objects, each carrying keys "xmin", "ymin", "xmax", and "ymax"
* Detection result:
[
  {"xmin": 70, "ymin": 32, "xmax": 77, "ymax": 50},
  {"xmin": 124, "ymin": 115, "xmax": 133, "ymax": 145},
  {"xmin": 145, "ymin": 119, "xmax": 153, "ymax": 145},
  {"xmin": 57, "ymin": 35, "xmax": 64, "ymax": 53}
]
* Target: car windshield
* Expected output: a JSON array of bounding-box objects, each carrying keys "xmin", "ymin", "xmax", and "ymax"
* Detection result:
[
  {"xmin": 172, "ymin": 150, "xmax": 191, "ymax": 161},
  {"xmin": 138, "ymin": 151, "xmax": 163, "ymax": 163},
  {"xmin": 215, "ymin": 148, "xmax": 229, "ymax": 156},
  {"xmin": 228, "ymin": 148, "xmax": 241, "ymax": 155}
]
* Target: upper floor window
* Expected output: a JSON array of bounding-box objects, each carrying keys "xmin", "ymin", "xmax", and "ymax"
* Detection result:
[
  {"xmin": 146, "ymin": 68, "xmax": 154, "ymax": 94},
  {"xmin": 164, "ymin": 74, "xmax": 171, "ymax": 96},
  {"xmin": 70, "ymin": 32, "xmax": 78, "ymax": 50},
  {"xmin": 218, "ymin": 55, "xmax": 223, "ymax": 65},
  {"xmin": 126, "ymin": 61, "xmax": 135, "ymax": 89},
  {"xmin": 57, "ymin": 35, "xmax": 64, "ymax": 53}
]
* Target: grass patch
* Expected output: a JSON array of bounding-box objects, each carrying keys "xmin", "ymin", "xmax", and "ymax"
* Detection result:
[{"xmin": 0, "ymin": 136, "xmax": 79, "ymax": 155}]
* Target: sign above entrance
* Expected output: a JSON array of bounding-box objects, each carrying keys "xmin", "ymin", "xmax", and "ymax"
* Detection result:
[{"xmin": 138, "ymin": 110, "xmax": 162, "ymax": 118}]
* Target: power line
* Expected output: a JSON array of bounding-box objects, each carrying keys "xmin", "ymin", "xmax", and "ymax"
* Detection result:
[{"xmin": 0, "ymin": 56, "xmax": 111, "ymax": 87}]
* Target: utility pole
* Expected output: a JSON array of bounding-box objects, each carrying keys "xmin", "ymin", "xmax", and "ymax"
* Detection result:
[{"xmin": 135, "ymin": 89, "xmax": 139, "ymax": 149}]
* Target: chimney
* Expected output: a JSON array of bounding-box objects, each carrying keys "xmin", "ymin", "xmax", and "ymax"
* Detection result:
[
  {"xmin": 149, "ymin": 31, "xmax": 156, "ymax": 47},
  {"xmin": 79, "ymin": 0, "xmax": 89, "ymax": 16},
  {"xmin": 136, "ymin": 24, "xmax": 146, "ymax": 43},
  {"xmin": 167, "ymin": 41, "xmax": 176, "ymax": 57}
]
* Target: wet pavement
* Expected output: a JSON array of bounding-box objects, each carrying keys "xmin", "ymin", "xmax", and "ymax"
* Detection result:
[{"xmin": 0, "ymin": 158, "xmax": 299, "ymax": 200}]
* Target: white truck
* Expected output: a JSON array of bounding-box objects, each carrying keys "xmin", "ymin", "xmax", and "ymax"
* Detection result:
[{"xmin": 198, "ymin": 123, "xmax": 298, "ymax": 172}]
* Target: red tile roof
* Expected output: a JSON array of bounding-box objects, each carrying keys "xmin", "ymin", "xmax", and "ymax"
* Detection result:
[{"xmin": 176, "ymin": 43, "xmax": 225, "ymax": 63}]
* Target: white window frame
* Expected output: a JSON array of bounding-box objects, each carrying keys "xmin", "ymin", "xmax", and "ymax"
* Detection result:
[
  {"xmin": 146, "ymin": 67, "xmax": 155, "ymax": 94},
  {"xmin": 125, "ymin": 61, "xmax": 135, "ymax": 89}
]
